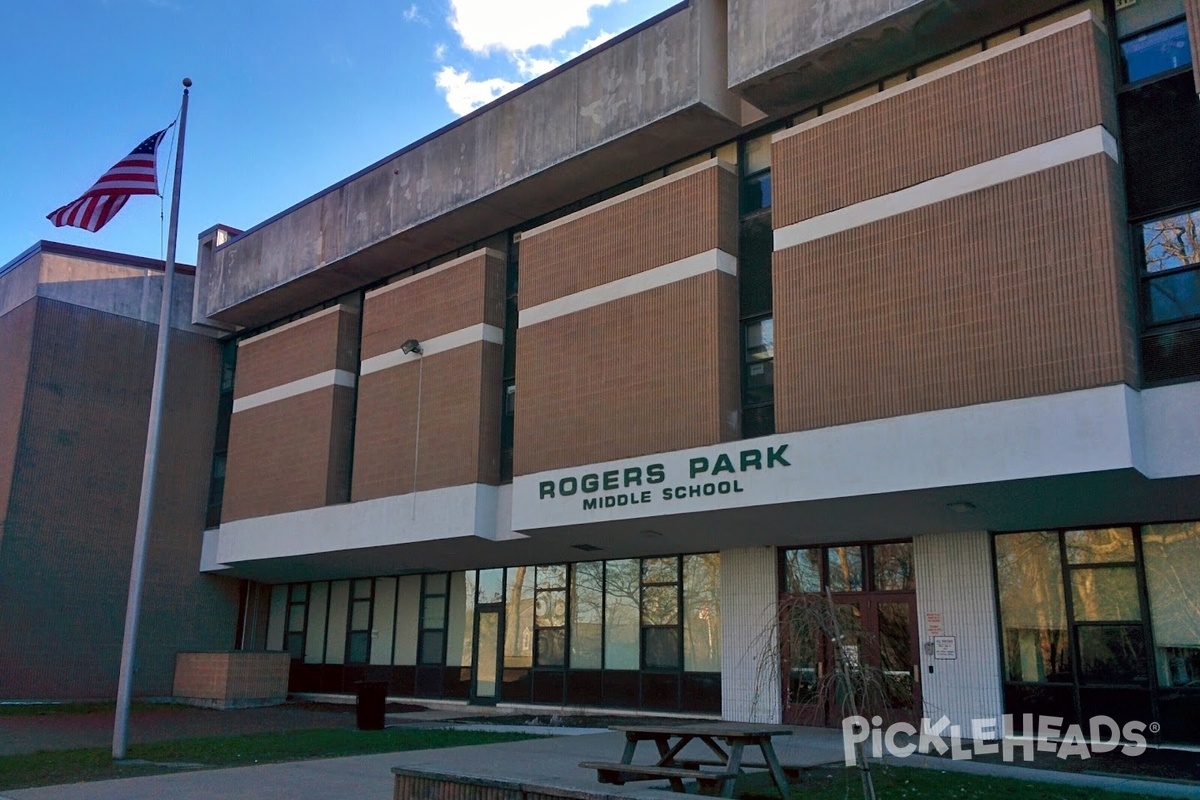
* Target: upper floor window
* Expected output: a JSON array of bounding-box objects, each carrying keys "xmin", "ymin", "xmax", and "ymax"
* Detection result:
[
  {"xmin": 1141, "ymin": 208, "xmax": 1200, "ymax": 326},
  {"xmin": 1117, "ymin": 0, "xmax": 1192, "ymax": 84},
  {"xmin": 740, "ymin": 133, "xmax": 772, "ymax": 214}
]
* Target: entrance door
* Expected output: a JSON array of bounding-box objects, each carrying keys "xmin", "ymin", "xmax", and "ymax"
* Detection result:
[
  {"xmin": 471, "ymin": 604, "xmax": 503, "ymax": 703},
  {"xmin": 780, "ymin": 543, "xmax": 921, "ymax": 727}
]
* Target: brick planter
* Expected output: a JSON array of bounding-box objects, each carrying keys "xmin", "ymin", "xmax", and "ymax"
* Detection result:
[{"xmin": 173, "ymin": 651, "xmax": 290, "ymax": 709}]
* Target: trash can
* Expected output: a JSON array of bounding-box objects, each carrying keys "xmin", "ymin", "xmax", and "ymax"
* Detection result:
[{"xmin": 354, "ymin": 680, "xmax": 388, "ymax": 730}]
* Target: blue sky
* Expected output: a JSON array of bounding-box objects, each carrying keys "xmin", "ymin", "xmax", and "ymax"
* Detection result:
[{"xmin": 0, "ymin": 0, "xmax": 679, "ymax": 266}]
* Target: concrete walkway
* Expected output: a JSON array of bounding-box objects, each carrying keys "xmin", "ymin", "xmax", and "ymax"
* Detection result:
[{"xmin": 4, "ymin": 725, "xmax": 1199, "ymax": 800}]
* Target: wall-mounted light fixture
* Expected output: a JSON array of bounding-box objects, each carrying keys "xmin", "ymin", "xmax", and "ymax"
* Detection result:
[{"xmin": 400, "ymin": 338, "xmax": 422, "ymax": 355}]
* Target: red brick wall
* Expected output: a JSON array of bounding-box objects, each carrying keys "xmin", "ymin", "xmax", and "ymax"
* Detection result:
[
  {"xmin": 773, "ymin": 19, "xmax": 1116, "ymax": 228},
  {"xmin": 223, "ymin": 306, "xmax": 359, "ymax": 521},
  {"xmin": 520, "ymin": 164, "xmax": 739, "ymax": 307},
  {"xmin": 774, "ymin": 156, "xmax": 1134, "ymax": 432},
  {"xmin": 352, "ymin": 250, "xmax": 505, "ymax": 500},
  {"xmin": 770, "ymin": 20, "xmax": 1134, "ymax": 433},
  {"xmin": 173, "ymin": 651, "xmax": 289, "ymax": 707},
  {"xmin": 514, "ymin": 162, "xmax": 740, "ymax": 476},
  {"xmin": 0, "ymin": 298, "xmax": 240, "ymax": 699},
  {"xmin": 0, "ymin": 300, "xmax": 36, "ymax": 544}
]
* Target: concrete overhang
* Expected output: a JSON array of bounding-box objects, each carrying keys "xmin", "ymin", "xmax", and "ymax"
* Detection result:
[
  {"xmin": 203, "ymin": 0, "xmax": 748, "ymax": 328},
  {"xmin": 727, "ymin": 0, "xmax": 1077, "ymax": 116}
]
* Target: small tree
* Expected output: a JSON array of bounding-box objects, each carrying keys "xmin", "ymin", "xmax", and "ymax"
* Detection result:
[{"xmin": 751, "ymin": 590, "xmax": 888, "ymax": 800}]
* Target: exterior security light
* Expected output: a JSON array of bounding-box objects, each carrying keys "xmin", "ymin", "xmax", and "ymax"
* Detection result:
[{"xmin": 400, "ymin": 338, "xmax": 422, "ymax": 355}]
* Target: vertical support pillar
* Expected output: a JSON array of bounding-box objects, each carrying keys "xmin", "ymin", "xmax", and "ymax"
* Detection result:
[{"xmin": 720, "ymin": 546, "xmax": 780, "ymax": 723}]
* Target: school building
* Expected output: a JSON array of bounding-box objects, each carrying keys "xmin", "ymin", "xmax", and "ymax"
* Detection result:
[{"xmin": 4, "ymin": 0, "xmax": 1200, "ymax": 743}]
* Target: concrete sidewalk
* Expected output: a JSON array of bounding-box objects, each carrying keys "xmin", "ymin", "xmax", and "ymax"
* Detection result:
[{"xmin": 4, "ymin": 726, "xmax": 1200, "ymax": 800}]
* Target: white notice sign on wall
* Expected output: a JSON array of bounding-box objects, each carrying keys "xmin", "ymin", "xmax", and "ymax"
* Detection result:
[{"xmin": 934, "ymin": 636, "xmax": 957, "ymax": 660}]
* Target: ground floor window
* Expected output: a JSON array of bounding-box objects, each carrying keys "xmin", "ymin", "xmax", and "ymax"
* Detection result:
[
  {"xmin": 993, "ymin": 522, "xmax": 1200, "ymax": 743},
  {"xmin": 263, "ymin": 551, "xmax": 721, "ymax": 713}
]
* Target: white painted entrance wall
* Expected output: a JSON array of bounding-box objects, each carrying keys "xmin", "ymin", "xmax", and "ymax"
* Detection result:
[
  {"xmin": 720, "ymin": 546, "xmax": 780, "ymax": 723},
  {"xmin": 913, "ymin": 531, "xmax": 1004, "ymax": 735}
]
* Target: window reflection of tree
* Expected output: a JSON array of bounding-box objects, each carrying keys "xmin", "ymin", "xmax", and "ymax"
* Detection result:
[
  {"xmin": 570, "ymin": 561, "xmax": 604, "ymax": 668},
  {"xmin": 1143, "ymin": 523, "xmax": 1200, "ymax": 687},
  {"xmin": 504, "ymin": 566, "xmax": 533, "ymax": 668},
  {"xmin": 683, "ymin": 553, "xmax": 721, "ymax": 672},
  {"xmin": 995, "ymin": 532, "xmax": 1070, "ymax": 682}
]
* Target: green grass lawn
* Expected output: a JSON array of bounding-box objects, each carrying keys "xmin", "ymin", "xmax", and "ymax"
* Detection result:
[
  {"xmin": 0, "ymin": 701, "xmax": 174, "ymax": 717},
  {"xmin": 0, "ymin": 728, "xmax": 540, "ymax": 791},
  {"xmin": 734, "ymin": 764, "xmax": 1174, "ymax": 800}
]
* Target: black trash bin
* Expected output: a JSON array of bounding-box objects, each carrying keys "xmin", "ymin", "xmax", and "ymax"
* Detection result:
[{"xmin": 354, "ymin": 680, "xmax": 388, "ymax": 730}]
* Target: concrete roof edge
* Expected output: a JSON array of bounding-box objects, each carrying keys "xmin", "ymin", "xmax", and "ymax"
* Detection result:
[
  {"xmin": 211, "ymin": 0, "xmax": 692, "ymax": 256},
  {"xmin": 1, "ymin": 240, "xmax": 196, "ymax": 280}
]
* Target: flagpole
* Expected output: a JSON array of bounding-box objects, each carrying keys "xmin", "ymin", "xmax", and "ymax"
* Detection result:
[{"xmin": 113, "ymin": 77, "xmax": 192, "ymax": 761}]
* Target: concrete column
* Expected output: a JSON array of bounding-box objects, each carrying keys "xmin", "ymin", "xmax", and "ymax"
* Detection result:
[
  {"xmin": 913, "ymin": 531, "xmax": 1004, "ymax": 735},
  {"xmin": 720, "ymin": 546, "xmax": 780, "ymax": 723}
]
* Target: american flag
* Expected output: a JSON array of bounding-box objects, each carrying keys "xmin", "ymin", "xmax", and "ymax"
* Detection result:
[{"xmin": 46, "ymin": 128, "xmax": 169, "ymax": 232}]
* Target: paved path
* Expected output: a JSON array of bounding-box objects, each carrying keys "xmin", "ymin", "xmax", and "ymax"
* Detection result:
[{"xmin": 2, "ymin": 707, "xmax": 1198, "ymax": 800}]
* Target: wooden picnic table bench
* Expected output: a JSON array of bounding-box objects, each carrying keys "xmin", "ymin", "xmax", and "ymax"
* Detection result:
[{"xmin": 579, "ymin": 722, "xmax": 796, "ymax": 798}]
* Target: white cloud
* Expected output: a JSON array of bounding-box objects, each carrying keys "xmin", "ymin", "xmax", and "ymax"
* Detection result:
[
  {"xmin": 447, "ymin": 0, "xmax": 618, "ymax": 55},
  {"xmin": 435, "ymin": 66, "xmax": 521, "ymax": 116},
  {"xmin": 433, "ymin": 43, "xmax": 447, "ymax": 62},
  {"xmin": 513, "ymin": 53, "xmax": 562, "ymax": 80},
  {"xmin": 577, "ymin": 29, "xmax": 617, "ymax": 53},
  {"xmin": 403, "ymin": 3, "xmax": 428, "ymax": 24}
]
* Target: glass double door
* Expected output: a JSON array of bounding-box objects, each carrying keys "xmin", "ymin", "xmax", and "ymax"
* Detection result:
[{"xmin": 782, "ymin": 592, "xmax": 921, "ymax": 727}]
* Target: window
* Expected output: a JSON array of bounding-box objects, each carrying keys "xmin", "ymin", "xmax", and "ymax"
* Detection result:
[
  {"xmin": 782, "ymin": 543, "xmax": 912, "ymax": 594},
  {"xmin": 604, "ymin": 559, "xmax": 640, "ymax": 670},
  {"xmin": 346, "ymin": 579, "xmax": 373, "ymax": 664},
  {"xmin": 683, "ymin": 554, "xmax": 721, "ymax": 672},
  {"xmin": 569, "ymin": 561, "xmax": 604, "ymax": 669},
  {"xmin": 285, "ymin": 583, "xmax": 308, "ymax": 660},
  {"xmin": 641, "ymin": 557, "xmax": 681, "ymax": 670},
  {"xmin": 1120, "ymin": 18, "xmax": 1192, "ymax": 83},
  {"xmin": 1142, "ymin": 522, "xmax": 1200, "ymax": 688},
  {"xmin": 1141, "ymin": 209, "xmax": 1200, "ymax": 326},
  {"xmin": 742, "ymin": 317, "xmax": 775, "ymax": 438},
  {"xmin": 534, "ymin": 564, "xmax": 567, "ymax": 667},
  {"xmin": 418, "ymin": 573, "xmax": 449, "ymax": 665},
  {"xmin": 504, "ymin": 566, "xmax": 534, "ymax": 668},
  {"xmin": 740, "ymin": 133, "xmax": 772, "ymax": 214},
  {"xmin": 994, "ymin": 532, "xmax": 1072, "ymax": 683}
]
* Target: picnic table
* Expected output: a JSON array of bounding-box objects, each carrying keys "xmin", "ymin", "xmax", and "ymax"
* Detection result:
[{"xmin": 579, "ymin": 722, "xmax": 796, "ymax": 798}]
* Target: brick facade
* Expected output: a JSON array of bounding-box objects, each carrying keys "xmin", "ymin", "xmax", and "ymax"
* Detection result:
[
  {"xmin": 173, "ymin": 651, "xmax": 290, "ymax": 708},
  {"xmin": 223, "ymin": 305, "xmax": 360, "ymax": 521},
  {"xmin": 773, "ymin": 19, "xmax": 1116, "ymax": 228},
  {"xmin": 0, "ymin": 301, "xmax": 35, "ymax": 545},
  {"xmin": 514, "ymin": 162, "xmax": 740, "ymax": 476},
  {"xmin": 772, "ymin": 17, "xmax": 1135, "ymax": 433},
  {"xmin": 774, "ymin": 156, "xmax": 1134, "ymax": 432},
  {"xmin": 352, "ymin": 250, "xmax": 506, "ymax": 500},
  {"xmin": 0, "ymin": 298, "xmax": 239, "ymax": 699}
]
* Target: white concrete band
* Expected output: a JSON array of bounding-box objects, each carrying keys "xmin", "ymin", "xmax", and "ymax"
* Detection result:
[
  {"xmin": 773, "ymin": 126, "xmax": 1119, "ymax": 252},
  {"xmin": 231, "ymin": 368, "xmax": 357, "ymax": 414},
  {"xmin": 201, "ymin": 483, "xmax": 502, "ymax": 570},
  {"xmin": 360, "ymin": 322, "xmax": 504, "ymax": 375},
  {"xmin": 518, "ymin": 248, "xmax": 737, "ymax": 329}
]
